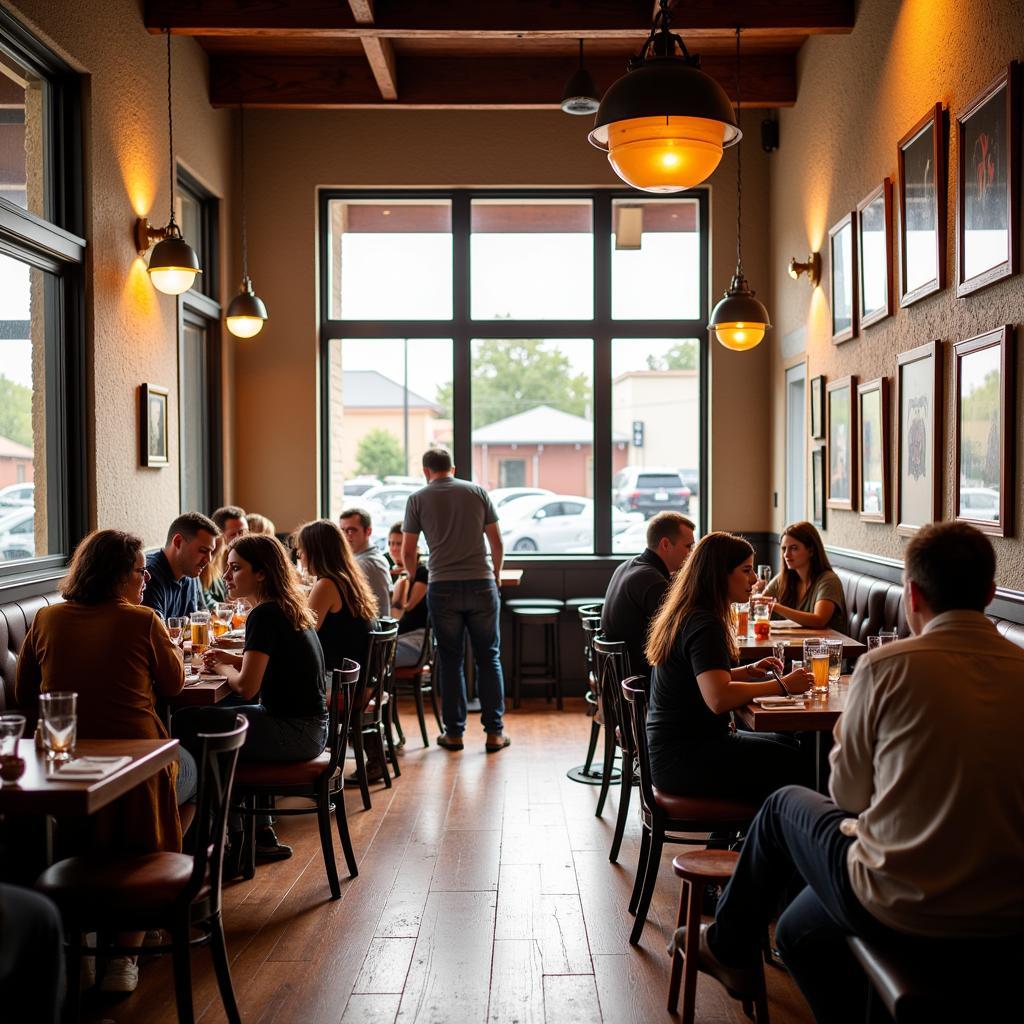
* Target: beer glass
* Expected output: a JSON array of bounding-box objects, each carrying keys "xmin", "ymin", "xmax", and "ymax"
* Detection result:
[
  {"xmin": 190, "ymin": 611, "xmax": 211, "ymax": 655},
  {"xmin": 731, "ymin": 602, "xmax": 749, "ymax": 638},
  {"xmin": 213, "ymin": 603, "xmax": 233, "ymax": 637},
  {"xmin": 802, "ymin": 640, "xmax": 829, "ymax": 695}
]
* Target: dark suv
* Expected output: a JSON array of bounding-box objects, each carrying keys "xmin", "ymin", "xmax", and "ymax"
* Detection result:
[{"xmin": 612, "ymin": 467, "xmax": 691, "ymax": 518}]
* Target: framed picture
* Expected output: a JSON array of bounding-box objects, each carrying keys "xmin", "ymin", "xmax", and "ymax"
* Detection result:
[
  {"xmin": 140, "ymin": 383, "xmax": 169, "ymax": 467},
  {"xmin": 826, "ymin": 376, "xmax": 857, "ymax": 510},
  {"xmin": 811, "ymin": 446, "xmax": 827, "ymax": 528},
  {"xmin": 896, "ymin": 341, "xmax": 942, "ymax": 535},
  {"xmin": 857, "ymin": 180, "xmax": 894, "ymax": 327},
  {"xmin": 955, "ymin": 61, "xmax": 1020, "ymax": 297},
  {"xmin": 897, "ymin": 103, "xmax": 946, "ymax": 307},
  {"xmin": 829, "ymin": 212, "xmax": 857, "ymax": 343},
  {"xmin": 810, "ymin": 375, "xmax": 826, "ymax": 439},
  {"xmin": 954, "ymin": 325, "xmax": 1015, "ymax": 536},
  {"xmin": 857, "ymin": 377, "xmax": 890, "ymax": 523}
]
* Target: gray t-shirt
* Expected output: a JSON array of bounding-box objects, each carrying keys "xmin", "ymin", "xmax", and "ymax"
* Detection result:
[
  {"xmin": 403, "ymin": 477, "xmax": 498, "ymax": 582},
  {"xmin": 354, "ymin": 544, "xmax": 393, "ymax": 617}
]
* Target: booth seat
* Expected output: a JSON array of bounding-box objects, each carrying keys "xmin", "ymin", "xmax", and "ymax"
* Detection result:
[{"xmin": 0, "ymin": 592, "xmax": 63, "ymax": 711}]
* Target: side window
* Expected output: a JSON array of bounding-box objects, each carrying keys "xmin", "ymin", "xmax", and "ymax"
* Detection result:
[{"xmin": 562, "ymin": 502, "xmax": 586, "ymax": 516}]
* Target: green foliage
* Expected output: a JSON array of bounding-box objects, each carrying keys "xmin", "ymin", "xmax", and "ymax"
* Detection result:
[
  {"xmin": 0, "ymin": 375, "xmax": 32, "ymax": 448},
  {"xmin": 356, "ymin": 428, "xmax": 406, "ymax": 478},
  {"xmin": 645, "ymin": 340, "xmax": 698, "ymax": 371}
]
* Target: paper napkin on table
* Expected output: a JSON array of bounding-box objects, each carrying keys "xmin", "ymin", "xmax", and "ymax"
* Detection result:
[{"xmin": 46, "ymin": 755, "xmax": 132, "ymax": 780}]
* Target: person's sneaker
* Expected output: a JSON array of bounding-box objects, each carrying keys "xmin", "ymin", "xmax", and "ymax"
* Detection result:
[
  {"xmin": 99, "ymin": 956, "xmax": 139, "ymax": 993},
  {"xmin": 254, "ymin": 826, "xmax": 293, "ymax": 862}
]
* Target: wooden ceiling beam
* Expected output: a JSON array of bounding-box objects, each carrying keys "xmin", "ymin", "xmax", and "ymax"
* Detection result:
[
  {"xmin": 209, "ymin": 53, "xmax": 796, "ymax": 108},
  {"xmin": 346, "ymin": 0, "xmax": 398, "ymax": 100}
]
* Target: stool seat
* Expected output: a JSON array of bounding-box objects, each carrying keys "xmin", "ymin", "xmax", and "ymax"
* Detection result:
[
  {"xmin": 235, "ymin": 750, "xmax": 334, "ymax": 787},
  {"xmin": 504, "ymin": 597, "xmax": 565, "ymax": 610},
  {"xmin": 653, "ymin": 786, "xmax": 759, "ymax": 823},
  {"xmin": 508, "ymin": 607, "xmax": 560, "ymax": 624},
  {"xmin": 566, "ymin": 597, "xmax": 604, "ymax": 609},
  {"xmin": 672, "ymin": 849, "xmax": 739, "ymax": 882}
]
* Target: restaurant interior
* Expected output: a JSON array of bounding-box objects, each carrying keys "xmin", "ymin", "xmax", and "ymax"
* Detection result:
[{"xmin": 1, "ymin": 0, "xmax": 1023, "ymax": 1021}]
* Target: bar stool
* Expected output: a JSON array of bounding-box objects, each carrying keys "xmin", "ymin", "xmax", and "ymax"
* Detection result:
[
  {"xmin": 508, "ymin": 604, "xmax": 563, "ymax": 709},
  {"xmin": 504, "ymin": 597, "xmax": 565, "ymax": 610}
]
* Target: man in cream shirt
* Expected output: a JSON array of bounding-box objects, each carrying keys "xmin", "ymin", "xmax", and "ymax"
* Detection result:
[{"xmin": 675, "ymin": 522, "xmax": 1024, "ymax": 1022}]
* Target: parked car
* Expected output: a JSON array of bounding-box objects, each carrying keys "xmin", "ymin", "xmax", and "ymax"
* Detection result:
[
  {"xmin": 0, "ymin": 508, "xmax": 35, "ymax": 561},
  {"xmin": 488, "ymin": 486, "xmax": 554, "ymax": 510},
  {"xmin": 959, "ymin": 487, "xmax": 1000, "ymax": 521},
  {"xmin": 677, "ymin": 468, "xmax": 700, "ymax": 502},
  {"xmin": 0, "ymin": 482, "xmax": 34, "ymax": 508},
  {"xmin": 500, "ymin": 495, "xmax": 640, "ymax": 553},
  {"xmin": 342, "ymin": 476, "xmax": 380, "ymax": 497},
  {"xmin": 382, "ymin": 475, "xmax": 425, "ymax": 487},
  {"xmin": 612, "ymin": 466, "xmax": 691, "ymax": 518}
]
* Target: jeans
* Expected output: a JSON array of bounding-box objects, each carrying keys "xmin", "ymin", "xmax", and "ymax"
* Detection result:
[
  {"xmin": 0, "ymin": 884, "xmax": 64, "ymax": 1024},
  {"xmin": 427, "ymin": 580, "xmax": 505, "ymax": 736},
  {"xmin": 395, "ymin": 628, "xmax": 427, "ymax": 668}
]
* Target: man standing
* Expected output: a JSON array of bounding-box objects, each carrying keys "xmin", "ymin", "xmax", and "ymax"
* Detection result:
[
  {"xmin": 142, "ymin": 512, "xmax": 220, "ymax": 620},
  {"xmin": 340, "ymin": 507, "xmax": 393, "ymax": 617},
  {"xmin": 683, "ymin": 522, "xmax": 1024, "ymax": 1022},
  {"xmin": 601, "ymin": 511, "xmax": 695, "ymax": 678},
  {"xmin": 402, "ymin": 448, "xmax": 508, "ymax": 752}
]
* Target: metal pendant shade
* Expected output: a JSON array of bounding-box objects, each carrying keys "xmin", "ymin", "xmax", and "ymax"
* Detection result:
[{"xmin": 561, "ymin": 40, "xmax": 600, "ymax": 115}]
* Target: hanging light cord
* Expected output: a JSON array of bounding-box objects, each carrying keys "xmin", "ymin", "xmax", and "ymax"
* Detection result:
[
  {"xmin": 578, "ymin": 38, "xmax": 584, "ymax": 68},
  {"xmin": 165, "ymin": 28, "xmax": 176, "ymax": 230},
  {"xmin": 734, "ymin": 25, "xmax": 743, "ymax": 275},
  {"xmin": 239, "ymin": 105, "xmax": 248, "ymax": 282}
]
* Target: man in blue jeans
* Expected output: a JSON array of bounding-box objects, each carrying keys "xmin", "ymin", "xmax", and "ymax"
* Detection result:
[{"xmin": 402, "ymin": 447, "xmax": 508, "ymax": 752}]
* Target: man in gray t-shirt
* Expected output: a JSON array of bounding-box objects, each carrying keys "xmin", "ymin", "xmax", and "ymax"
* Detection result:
[
  {"xmin": 339, "ymin": 507, "xmax": 393, "ymax": 617},
  {"xmin": 402, "ymin": 448, "xmax": 508, "ymax": 752}
]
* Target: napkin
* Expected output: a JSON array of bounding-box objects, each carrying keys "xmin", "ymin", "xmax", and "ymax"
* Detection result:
[
  {"xmin": 46, "ymin": 755, "xmax": 132, "ymax": 780},
  {"xmin": 185, "ymin": 673, "xmax": 228, "ymax": 686},
  {"xmin": 770, "ymin": 619, "xmax": 803, "ymax": 631},
  {"xmin": 753, "ymin": 696, "xmax": 806, "ymax": 709}
]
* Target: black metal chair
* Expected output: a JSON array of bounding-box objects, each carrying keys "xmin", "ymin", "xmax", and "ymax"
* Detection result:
[
  {"xmin": 350, "ymin": 619, "xmax": 399, "ymax": 810},
  {"xmin": 591, "ymin": 637, "xmax": 633, "ymax": 865},
  {"xmin": 579, "ymin": 615, "xmax": 604, "ymax": 775},
  {"xmin": 38, "ymin": 715, "xmax": 250, "ymax": 1024},
  {"xmin": 391, "ymin": 627, "xmax": 437, "ymax": 748},
  {"xmin": 235, "ymin": 662, "xmax": 360, "ymax": 899}
]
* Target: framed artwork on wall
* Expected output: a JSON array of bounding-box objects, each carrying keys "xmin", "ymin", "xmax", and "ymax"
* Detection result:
[
  {"xmin": 857, "ymin": 180, "xmax": 894, "ymax": 327},
  {"xmin": 857, "ymin": 377, "xmax": 890, "ymax": 523},
  {"xmin": 896, "ymin": 340, "xmax": 942, "ymax": 535},
  {"xmin": 829, "ymin": 212, "xmax": 857, "ymax": 343},
  {"xmin": 810, "ymin": 375, "xmax": 826, "ymax": 439},
  {"xmin": 826, "ymin": 376, "xmax": 857, "ymax": 510},
  {"xmin": 140, "ymin": 383, "xmax": 169, "ymax": 468},
  {"xmin": 955, "ymin": 61, "xmax": 1020, "ymax": 297},
  {"xmin": 897, "ymin": 103, "xmax": 946, "ymax": 307},
  {"xmin": 954, "ymin": 325, "xmax": 1015, "ymax": 536},
  {"xmin": 811, "ymin": 445, "xmax": 827, "ymax": 529}
]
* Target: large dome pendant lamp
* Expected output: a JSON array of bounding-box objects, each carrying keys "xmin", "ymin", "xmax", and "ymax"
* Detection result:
[
  {"xmin": 588, "ymin": 0, "xmax": 740, "ymax": 193},
  {"xmin": 225, "ymin": 106, "xmax": 268, "ymax": 339},
  {"xmin": 709, "ymin": 28, "xmax": 770, "ymax": 352},
  {"xmin": 135, "ymin": 29, "xmax": 202, "ymax": 296}
]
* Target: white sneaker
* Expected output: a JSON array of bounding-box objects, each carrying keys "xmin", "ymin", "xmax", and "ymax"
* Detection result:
[{"xmin": 99, "ymin": 956, "xmax": 140, "ymax": 993}]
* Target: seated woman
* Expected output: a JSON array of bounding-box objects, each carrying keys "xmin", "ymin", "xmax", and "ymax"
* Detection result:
[
  {"xmin": 246, "ymin": 512, "xmax": 276, "ymax": 537},
  {"xmin": 15, "ymin": 529, "xmax": 190, "ymax": 993},
  {"xmin": 758, "ymin": 521, "xmax": 849, "ymax": 633},
  {"xmin": 388, "ymin": 521, "xmax": 429, "ymax": 668},
  {"xmin": 645, "ymin": 532, "xmax": 812, "ymax": 804}
]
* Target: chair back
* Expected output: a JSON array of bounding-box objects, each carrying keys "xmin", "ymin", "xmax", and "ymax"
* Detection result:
[
  {"xmin": 324, "ymin": 659, "xmax": 360, "ymax": 777},
  {"xmin": 620, "ymin": 675, "xmax": 658, "ymax": 820},
  {"xmin": 580, "ymin": 615, "xmax": 603, "ymax": 703},
  {"xmin": 360, "ymin": 617, "xmax": 399, "ymax": 726},
  {"xmin": 592, "ymin": 637, "xmax": 631, "ymax": 749},
  {"xmin": 577, "ymin": 602, "xmax": 603, "ymax": 622}
]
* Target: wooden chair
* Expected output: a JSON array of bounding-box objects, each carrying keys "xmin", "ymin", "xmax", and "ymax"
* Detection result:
[
  {"xmin": 391, "ymin": 627, "xmax": 437, "ymax": 748},
  {"xmin": 591, "ymin": 637, "xmax": 633, "ymax": 864},
  {"xmin": 619, "ymin": 676, "xmax": 759, "ymax": 946},
  {"xmin": 235, "ymin": 662, "xmax": 360, "ymax": 900},
  {"xmin": 37, "ymin": 714, "xmax": 249, "ymax": 1024},
  {"xmin": 350, "ymin": 619, "xmax": 399, "ymax": 810}
]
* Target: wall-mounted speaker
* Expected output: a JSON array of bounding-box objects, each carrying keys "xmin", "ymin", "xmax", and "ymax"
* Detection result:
[{"xmin": 761, "ymin": 118, "xmax": 779, "ymax": 152}]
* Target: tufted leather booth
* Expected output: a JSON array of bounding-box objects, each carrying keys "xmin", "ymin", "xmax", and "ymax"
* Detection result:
[{"xmin": 0, "ymin": 591, "xmax": 63, "ymax": 711}]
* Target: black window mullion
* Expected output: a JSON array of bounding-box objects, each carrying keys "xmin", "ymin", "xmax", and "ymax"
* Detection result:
[
  {"xmin": 593, "ymin": 194, "xmax": 612, "ymax": 553},
  {"xmin": 452, "ymin": 192, "xmax": 472, "ymax": 478}
]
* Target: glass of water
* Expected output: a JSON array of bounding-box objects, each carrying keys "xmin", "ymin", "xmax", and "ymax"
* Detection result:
[
  {"xmin": 867, "ymin": 635, "xmax": 883, "ymax": 651},
  {"xmin": 825, "ymin": 638, "xmax": 843, "ymax": 685},
  {"xmin": 772, "ymin": 639, "xmax": 789, "ymax": 670},
  {"xmin": 878, "ymin": 628, "xmax": 898, "ymax": 645},
  {"xmin": 0, "ymin": 713, "xmax": 26, "ymax": 759},
  {"xmin": 39, "ymin": 691, "xmax": 77, "ymax": 762}
]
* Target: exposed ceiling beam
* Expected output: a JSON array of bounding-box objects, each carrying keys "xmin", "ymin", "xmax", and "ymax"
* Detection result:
[
  {"xmin": 209, "ymin": 53, "xmax": 796, "ymax": 108},
  {"xmin": 346, "ymin": 0, "xmax": 397, "ymax": 100}
]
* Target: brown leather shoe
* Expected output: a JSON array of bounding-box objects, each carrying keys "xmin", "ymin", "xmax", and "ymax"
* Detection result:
[
  {"xmin": 437, "ymin": 734, "xmax": 464, "ymax": 751},
  {"xmin": 485, "ymin": 733, "xmax": 511, "ymax": 753},
  {"xmin": 668, "ymin": 923, "xmax": 763, "ymax": 1000}
]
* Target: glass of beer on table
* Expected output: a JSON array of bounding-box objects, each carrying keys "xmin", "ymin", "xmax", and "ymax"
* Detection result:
[
  {"xmin": 190, "ymin": 611, "xmax": 211, "ymax": 655},
  {"xmin": 213, "ymin": 602, "xmax": 233, "ymax": 637},
  {"xmin": 232, "ymin": 600, "xmax": 249, "ymax": 630},
  {"xmin": 731, "ymin": 602, "xmax": 749, "ymax": 637},
  {"xmin": 802, "ymin": 639, "xmax": 830, "ymax": 695}
]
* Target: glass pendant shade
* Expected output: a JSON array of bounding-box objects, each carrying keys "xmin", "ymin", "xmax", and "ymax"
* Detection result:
[
  {"xmin": 147, "ymin": 232, "xmax": 201, "ymax": 295},
  {"xmin": 709, "ymin": 275, "xmax": 771, "ymax": 352},
  {"xmin": 225, "ymin": 277, "xmax": 268, "ymax": 338}
]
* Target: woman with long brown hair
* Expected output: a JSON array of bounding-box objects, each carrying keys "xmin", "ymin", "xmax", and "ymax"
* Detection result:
[{"xmin": 644, "ymin": 532, "xmax": 811, "ymax": 802}]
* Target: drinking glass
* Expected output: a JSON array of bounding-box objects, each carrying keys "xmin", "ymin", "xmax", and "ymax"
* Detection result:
[
  {"xmin": 802, "ymin": 640, "xmax": 830, "ymax": 694},
  {"xmin": 731, "ymin": 602, "xmax": 749, "ymax": 638},
  {"xmin": 751, "ymin": 598, "xmax": 771, "ymax": 640},
  {"xmin": 772, "ymin": 640, "xmax": 789, "ymax": 670},
  {"xmin": 167, "ymin": 616, "xmax": 187, "ymax": 647},
  {"xmin": 878, "ymin": 628, "xmax": 898, "ymax": 645},
  {"xmin": 190, "ymin": 611, "xmax": 211, "ymax": 655},
  {"xmin": 825, "ymin": 638, "xmax": 843, "ymax": 685},
  {"xmin": 757, "ymin": 564, "xmax": 773, "ymax": 585},
  {"xmin": 231, "ymin": 600, "xmax": 250, "ymax": 630},
  {"xmin": 867, "ymin": 635, "xmax": 883, "ymax": 651},
  {"xmin": 39, "ymin": 691, "xmax": 77, "ymax": 762},
  {"xmin": 213, "ymin": 603, "xmax": 234, "ymax": 637},
  {"xmin": 0, "ymin": 713, "xmax": 26, "ymax": 759}
]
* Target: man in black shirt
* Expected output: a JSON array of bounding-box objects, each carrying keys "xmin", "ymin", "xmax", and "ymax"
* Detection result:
[
  {"xmin": 142, "ymin": 512, "xmax": 220, "ymax": 620},
  {"xmin": 601, "ymin": 511, "xmax": 695, "ymax": 678}
]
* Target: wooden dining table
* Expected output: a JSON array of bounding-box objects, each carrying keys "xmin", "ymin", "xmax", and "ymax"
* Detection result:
[{"xmin": 737, "ymin": 627, "xmax": 865, "ymax": 661}]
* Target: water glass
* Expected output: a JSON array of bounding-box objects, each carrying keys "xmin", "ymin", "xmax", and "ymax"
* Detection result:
[
  {"xmin": 867, "ymin": 635, "xmax": 884, "ymax": 652},
  {"xmin": 39, "ymin": 691, "xmax": 77, "ymax": 762},
  {"xmin": 0, "ymin": 713, "xmax": 26, "ymax": 759},
  {"xmin": 878, "ymin": 628, "xmax": 898, "ymax": 645},
  {"xmin": 802, "ymin": 640, "xmax": 830, "ymax": 694},
  {"xmin": 825, "ymin": 638, "xmax": 844, "ymax": 685},
  {"xmin": 167, "ymin": 616, "xmax": 187, "ymax": 646},
  {"xmin": 757, "ymin": 564, "xmax": 773, "ymax": 585},
  {"xmin": 772, "ymin": 639, "xmax": 789, "ymax": 670}
]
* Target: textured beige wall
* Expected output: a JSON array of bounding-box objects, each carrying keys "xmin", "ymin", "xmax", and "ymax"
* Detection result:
[
  {"xmin": 768, "ymin": 0, "xmax": 1024, "ymax": 590},
  {"xmin": 237, "ymin": 107, "xmax": 773, "ymax": 536},
  {"xmin": 3, "ymin": 0, "xmax": 235, "ymax": 547}
]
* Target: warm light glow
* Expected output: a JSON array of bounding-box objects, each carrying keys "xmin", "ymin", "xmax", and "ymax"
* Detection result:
[
  {"xmin": 606, "ymin": 116, "xmax": 726, "ymax": 193},
  {"xmin": 148, "ymin": 266, "xmax": 198, "ymax": 295},
  {"xmin": 226, "ymin": 315, "xmax": 265, "ymax": 339},
  {"xmin": 714, "ymin": 322, "xmax": 766, "ymax": 351}
]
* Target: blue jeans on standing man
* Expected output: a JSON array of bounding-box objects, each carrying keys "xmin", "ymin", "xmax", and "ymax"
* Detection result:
[{"xmin": 427, "ymin": 579, "xmax": 505, "ymax": 737}]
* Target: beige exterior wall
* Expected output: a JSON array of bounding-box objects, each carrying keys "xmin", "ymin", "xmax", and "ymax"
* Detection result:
[
  {"xmin": 612, "ymin": 371, "xmax": 700, "ymax": 472},
  {"xmin": 338, "ymin": 408, "xmax": 442, "ymax": 479},
  {"xmin": 767, "ymin": 0, "xmax": 1024, "ymax": 589}
]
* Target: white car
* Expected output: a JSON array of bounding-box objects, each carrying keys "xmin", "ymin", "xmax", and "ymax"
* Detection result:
[
  {"xmin": 0, "ymin": 508, "xmax": 35, "ymax": 561},
  {"xmin": 342, "ymin": 476, "xmax": 380, "ymax": 497},
  {"xmin": 0, "ymin": 482, "xmax": 34, "ymax": 508},
  {"xmin": 500, "ymin": 495, "xmax": 640, "ymax": 553},
  {"xmin": 959, "ymin": 487, "xmax": 1000, "ymax": 521},
  {"xmin": 488, "ymin": 487, "xmax": 553, "ymax": 510}
]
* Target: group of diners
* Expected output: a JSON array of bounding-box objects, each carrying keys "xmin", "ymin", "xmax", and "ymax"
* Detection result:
[{"xmin": 600, "ymin": 512, "xmax": 1024, "ymax": 1022}]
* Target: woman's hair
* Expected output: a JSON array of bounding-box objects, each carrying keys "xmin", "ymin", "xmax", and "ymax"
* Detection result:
[
  {"xmin": 229, "ymin": 534, "xmax": 316, "ymax": 631},
  {"xmin": 246, "ymin": 512, "xmax": 276, "ymax": 536},
  {"xmin": 776, "ymin": 521, "xmax": 832, "ymax": 607},
  {"xmin": 296, "ymin": 519, "xmax": 378, "ymax": 622},
  {"xmin": 389, "ymin": 520, "xmax": 419, "ymax": 564},
  {"xmin": 200, "ymin": 549, "xmax": 224, "ymax": 592},
  {"xmin": 645, "ymin": 532, "xmax": 754, "ymax": 666},
  {"xmin": 61, "ymin": 529, "xmax": 144, "ymax": 604}
]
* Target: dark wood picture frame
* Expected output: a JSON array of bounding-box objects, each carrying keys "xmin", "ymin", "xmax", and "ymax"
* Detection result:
[
  {"xmin": 896, "ymin": 340, "xmax": 943, "ymax": 535},
  {"xmin": 829, "ymin": 212, "xmax": 858, "ymax": 343},
  {"xmin": 953, "ymin": 325, "xmax": 1015, "ymax": 536},
  {"xmin": 811, "ymin": 445, "xmax": 827, "ymax": 528},
  {"xmin": 826, "ymin": 375, "xmax": 857, "ymax": 510},
  {"xmin": 857, "ymin": 377, "xmax": 890, "ymax": 523},
  {"xmin": 897, "ymin": 103, "xmax": 947, "ymax": 307},
  {"xmin": 810, "ymin": 374, "xmax": 826, "ymax": 439},
  {"xmin": 955, "ymin": 61, "xmax": 1020, "ymax": 297},
  {"xmin": 140, "ymin": 383, "xmax": 169, "ymax": 468},
  {"xmin": 857, "ymin": 180, "xmax": 894, "ymax": 327}
]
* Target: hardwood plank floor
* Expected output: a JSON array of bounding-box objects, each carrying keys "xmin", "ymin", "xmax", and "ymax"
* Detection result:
[{"xmin": 79, "ymin": 699, "xmax": 814, "ymax": 1024}]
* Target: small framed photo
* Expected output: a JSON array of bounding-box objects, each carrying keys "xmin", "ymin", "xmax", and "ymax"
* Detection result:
[
  {"xmin": 810, "ymin": 375, "xmax": 826, "ymax": 439},
  {"xmin": 898, "ymin": 103, "xmax": 946, "ymax": 307},
  {"xmin": 955, "ymin": 61, "xmax": 1020, "ymax": 297},
  {"xmin": 140, "ymin": 383, "xmax": 169, "ymax": 467},
  {"xmin": 811, "ymin": 446, "xmax": 827, "ymax": 529},
  {"xmin": 827, "ymin": 376, "xmax": 857, "ymax": 510},
  {"xmin": 857, "ymin": 180, "xmax": 894, "ymax": 327},
  {"xmin": 857, "ymin": 377, "xmax": 890, "ymax": 523},
  {"xmin": 896, "ymin": 340, "xmax": 942, "ymax": 535},
  {"xmin": 954, "ymin": 326, "xmax": 1015, "ymax": 536},
  {"xmin": 829, "ymin": 212, "xmax": 857, "ymax": 343}
]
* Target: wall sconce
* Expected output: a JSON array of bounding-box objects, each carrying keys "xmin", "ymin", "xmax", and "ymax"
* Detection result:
[{"xmin": 788, "ymin": 252, "xmax": 821, "ymax": 287}]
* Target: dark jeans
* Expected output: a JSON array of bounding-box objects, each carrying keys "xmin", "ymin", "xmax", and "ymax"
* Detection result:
[
  {"xmin": 709, "ymin": 785, "xmax": 902, "ymax": 1024},
  {"xmin": 427, "ymin": 580, "xmax": 505, "ymax": 736},
  {"xmin": 0, "ymin": 884, "xmax": 64, "ymax": 1024}
]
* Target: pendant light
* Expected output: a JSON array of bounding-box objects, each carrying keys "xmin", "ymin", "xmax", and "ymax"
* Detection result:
[
  {"xmin": 708, "ymin": 28, "xmax": 770, "ymax": 352},
  {"xmin": 588, "ymin": 0, "xmax": 740, "ymax": 193},
  {"xmin": 135, "ymin": 29, "xmax": 202, "ymax": 296},
  {"xmin": 225, "ymin": 106, "xmax": 268, "ymax": 338},
  {"xmin": 561, "ymin": 39, "xmax": 600, "ymax": 115}
]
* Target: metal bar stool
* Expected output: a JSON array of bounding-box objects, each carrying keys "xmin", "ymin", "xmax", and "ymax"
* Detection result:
[{"xmin": 508, "ymin": 602, "xmax": 563, "ymax": 709}]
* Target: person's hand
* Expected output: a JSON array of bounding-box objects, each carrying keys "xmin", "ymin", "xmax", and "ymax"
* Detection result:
[
  {"xmin": 202, "ymin": 649, "xmax": 235, "ymax": 671},
  {"xmin": 752, "ymin": 579, "xmax": 767, "ymax": 594},
  {"xmin": 782, "ymin": 667, "xmax": 813, "ymax": 695},
  {"xmin": 752, "ymin": 656, "xmax": 782, "ymax": 678}
]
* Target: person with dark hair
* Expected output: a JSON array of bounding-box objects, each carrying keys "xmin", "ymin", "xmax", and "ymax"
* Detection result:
[
  {"xmin": 340, "ymin": 506, "xmax": 393, "ymax": 616},
  {"xmin": 685, "ymin": 522, "xmax": 1024, "ymax": 1023},
  {"xmin": 645, "ymin": 532, "xmax": 811, "ymax": 802},
  {"xmin": 201, "ymin": 505, "xmax": 248, "ymax": 610},
  {"xmin": 142, "ymin": 511, "xmax": 220, "ymax": 620},
  {"xmin": 388, "ymin": 521, "xmax": 429, "ymax": 668},
  {"xmin": 0, "ymin": 884, "xmax": 64, "ymax": 1023},
  {"xmin": 15, "ymin": 529, "xmax": 189, "ymax": 993},
  {"xmin": 602, "ymin": 511, "xmax": 696, "ymax": 679}
]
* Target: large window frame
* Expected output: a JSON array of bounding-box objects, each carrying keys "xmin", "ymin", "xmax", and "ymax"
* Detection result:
[{"xmin": 317, "ymin": 188, "xmax": 710, "ymax": 556}]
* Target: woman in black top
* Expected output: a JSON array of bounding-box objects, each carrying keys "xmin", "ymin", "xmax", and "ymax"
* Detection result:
[
  {"xmin": 645, "ymin": 532, "xmax": 812, "ymax": 804},
  {"xmin": 388, "ymin": 522, "xmax": 429, "ymax": 667}
]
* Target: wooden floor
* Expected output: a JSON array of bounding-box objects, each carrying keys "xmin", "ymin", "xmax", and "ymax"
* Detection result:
[{"xmin": 82, "ymin": 699, "xmax": 813, "ymax": 1024}]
